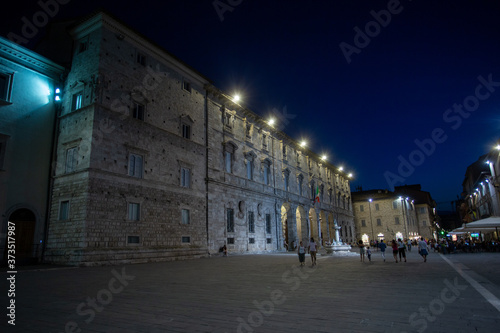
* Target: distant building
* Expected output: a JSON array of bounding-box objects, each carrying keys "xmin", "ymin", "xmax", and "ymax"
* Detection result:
[
  {"xmin": 460, "ymin": 151, "xmax": 500, "ymax": 223},
  {"xmin": 0, "ymin": 36, "xmax": 64, "ymax": 264},
  {"xmin": 2, "ymin": 11, "xmax": 354, "ymax": 266},
  {"xmin": 352, "ymin": 185, "xmax": 437, "ymax": 243}
]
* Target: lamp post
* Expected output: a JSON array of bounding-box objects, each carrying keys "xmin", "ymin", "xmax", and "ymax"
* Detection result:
[{"xmin": 368, "ymin": 198, "xmax": 374, "ymax": 245}]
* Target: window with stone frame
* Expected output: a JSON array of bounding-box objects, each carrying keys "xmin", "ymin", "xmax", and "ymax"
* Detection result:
[
  {"xmin": 248, "ymin": 211, "xmax": 255, "ymax": 233},
  {"xmin": 181, "ymin": 167, "xmax": 191, "ymax": 188},
  {"xmin": 78, "ymin": 36, "xmax": 89, "ymax": 54},
  {"xmin": 0, "ymin": 71, "xmax": 14, "ymax": 104},
  {"xmin": 128, "ymin": 202, "xmax": 140, "ymax": 221},
  {"xmin": 227, "ymin": 208, "xmax": 234, "ymax": 232},
  {"xmin": 283, "ymin": 168, "xmax": 290, "ymax": 191},
  {"xmin": 223, "ymin": 141, "xmax": 237, "ymax": 173},
  {"xmin": 282, "ymin": 144, "xmax": 287, "ymax": 160},
  {"xmin": 71, "ymin": 91, "xmax": 83, "ymax": 111},
  {"xmin": 262, "ymin": 158, "xmax": 272, "ymax": 185},
  {"xmin": 136, "ymin": 52, "xmax": 146, "ymax": 66},
  {"xmin": 59, "ymin": 200, "xmax": 70, "ymax": 221},
  {"xmin": 393, "ymin": 201, "xmax": 398, "ymax": 209},
  {"xmin": 265, "ymin": 213, "xmax": 272, "ymax": 234},
  {"xmin": 298, "ymin": 174, "xmax": 304, "ymax": 196},
  {"xmin": 296, "ymin": 152, "xmax": 301, "ymax": 168},
  {"xmin": 132, "ymin": 102, "xmax": 145, "ymax": 120},
  {"xmin": 128, "ymin": 153, "xmax": 143, "ymax": 178},
  {"xmin": 181, "ymin": 209, "xmax": 190, "ymax": 224},
  {"xmin": 65, "ymin": 147, "xmax": 78, "ymax": 173},
  {"xmin": 180, "ymin": 115, "xmax": 194, "ymax": 140},
  {"xmin": 376, "ymin": 218, "xmax": 382, "ymax": 226},
  {"xmin": 360, "ymin": 205, "xmax": 364, "ymax": 212},
  {"xmin": 329, "ymin": 188, "xmax": 333, "ymax": 204},
  {"xmin": 320, "ymin": 184, "xmax": 324, "ymax": 202},
  {"xmin": 395, "ymin": 217, "xmax": 400, "ymax": 225},
  {"xmin": 361, "ymin": 219, "xmax": 366, "ymax": 227},
  {"xmin": 182, "ymin": 79, "xmax": 191, "ymax": 92},
  {"xmin": 245, "ymin": 151, "xmax": 255, "ymax": 181}
]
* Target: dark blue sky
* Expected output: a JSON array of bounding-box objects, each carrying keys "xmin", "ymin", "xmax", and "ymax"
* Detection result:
[{"xmin": 3, "ymin": 0, "xmax": 500, "ymax": 212}]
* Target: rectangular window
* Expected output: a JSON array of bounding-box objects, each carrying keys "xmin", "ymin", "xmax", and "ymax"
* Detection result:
[
  {"xmin": 246, "ymin": 124, "xmax": 251, "ymax": 137},
  {"xmin": 227, "ymin": 208, "xmax": 234, "ymax": 232},
  {"xmin": 361, "ymin": 220, "xmax": 366, "ymax": 227},
  {"xmin": 65, "ymin": 147, "xmax": 77, "ymax": 173},
  {"xmin": 264, "ymin": 164, "xmax": 270, "ymax": 185},
  {"xmin": 71, "ymin": 92, "xmax": 83, "ymax": 111},
  {"xmin": 393, "ymin": 201, "xmax": 398, "ymax": 209},
  {"xmin": 183, "ymin": 80, "xmax": 191, "ymax": 92},
  {"xmin": 182, "ymin": 236, "xmax": 191, "ymax": 243},
  {"xmin": 133, "ymin": 102, "xmax": 145, "ymax": 120},
  {"xmin": 247, "ymin": 161, "xmax": 253, "ymax": 180},
  {"xmin": 182, "ymin": 123, "xmax": 191, "ymax": 139},
  {"xmin": 128, "ymin": 154, "xmax": 143, "ymax": 178},
  {"xmin": 248, "ymin": 211, "xmax": 255, "ymax": 233},
  {"xmin": 137, "ymin": 52, "xmax": 146, "ymax": 66},
  {"xmin": 128, "ymin": 202, "xmax": 140, "ymax": 221},
  {"xmin": 267, "ymin": 238, "xmax": 272, "ymax": 244},
  {"xmin": 249, "ymin": 238, "xmax": 255, "ymax": 244},
  {"xmin": 419, "ymin": 207, "xmax": 426, "ymax": 214},
  {"xmin": 0, "ymin": 72, "xmax": 14, "ymax": 103},
  {"xmin": 181, "ymin": 167, "xmax": 191, "ymax": 188},
  {"xmin": 59, "ymin": 200, "xmax": 70, "ymax": 221},
  {"xmin": 225, "ymin": 151, "xmax": 232, "ymax": 173},
  {"xmin": 375, "ymin": 203, "xmax": 380, "ymax": 211},
  {"xmin": 78, "ymin": 39, "xmax": 88, "ymax": 53},
  {"xmin": 227, "ymin": 237, "xmax": 235, "ymax": 244},
  {"xmin": 376, "ymin": 218, "xmax": 381, "ymax": 226},
  {"xmin": 182, "ymin": 209, "xmax": 190, "ymax": 224},
  {"xmin": 360, "ymin": 205, "xmax": 364, "ymax": 212},
  {"xmin": 262, "ymin": 134, "xmax": 267, "ymax": 149},
  {"xmin": 395, "ymin": 217, "xmax": 400, "ymax": 225},
  {"xmin": 422, "ymin": 220, "xmax": 427, "ymax": 226},
  {"xmin": 127, "ymin": 236, "xmax": 140, "ymax": 244},
  {"xmin": 265, "ymin": 214, "xmax": 271, "ymax": 234},
  {"xmin": 282, "ymin": 145, "xmax": 287, "ymax": 159}
]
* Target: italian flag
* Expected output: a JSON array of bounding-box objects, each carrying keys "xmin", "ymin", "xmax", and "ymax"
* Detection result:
[{"xmin": 315, "ymin": 186, "xmax": 320, "ymax": 203}]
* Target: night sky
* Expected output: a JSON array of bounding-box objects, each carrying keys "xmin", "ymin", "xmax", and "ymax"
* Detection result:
[{"xmin": 2, "ymin": 0, "xmax": 500, "ymax": 212}]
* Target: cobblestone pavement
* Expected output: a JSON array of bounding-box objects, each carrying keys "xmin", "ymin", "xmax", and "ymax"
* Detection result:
[{"xmin": 2, "ymin": 249, "xmax": 500, "ymax": 332}]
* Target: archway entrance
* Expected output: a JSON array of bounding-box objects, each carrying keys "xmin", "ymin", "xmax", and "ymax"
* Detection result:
[
  {"xmin": 3, "ymin": 209, "xmax": 37, "ymax": 265},
  {"xmin": 308, "ymin": 208, "xmax": 317, "ymax": 244}
]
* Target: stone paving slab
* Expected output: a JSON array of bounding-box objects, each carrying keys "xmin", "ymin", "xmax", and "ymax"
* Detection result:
[{"xmin": 2, "ymin": 249, "xmax": 500, "ymax": 332}]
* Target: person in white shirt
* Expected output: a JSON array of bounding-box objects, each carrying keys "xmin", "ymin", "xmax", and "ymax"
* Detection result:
[{"xmin": 418, "ymin": 237, "xmax": 429, "ymax": 262}]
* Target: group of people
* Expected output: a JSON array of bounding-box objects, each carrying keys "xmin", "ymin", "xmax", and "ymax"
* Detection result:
[
  {"xmin": 297, "ymin": 237, "xmax": 317, "ymax": 266},
  {"xmin": 358, "ymin": 237, "xmax": 430, "ymax": 263}
]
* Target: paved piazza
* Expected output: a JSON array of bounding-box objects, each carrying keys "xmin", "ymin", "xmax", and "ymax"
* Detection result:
[{"xmin": 2, "ymin": 249, "xmax": 500, "ymax": 332}]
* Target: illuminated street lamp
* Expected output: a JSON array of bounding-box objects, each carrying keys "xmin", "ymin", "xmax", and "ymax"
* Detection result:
[
  {"xmin": 300, "ymin": 140, "xmax": 307, "ymax": 148},
  {"xmin": 233, "ymin": 94, "xmax": 240, "ymax": 102}
]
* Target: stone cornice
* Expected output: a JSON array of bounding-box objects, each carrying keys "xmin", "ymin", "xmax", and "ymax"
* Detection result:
[{"xmin": 0, "ymin": 36, "xmax": 65, "ymax": 79}]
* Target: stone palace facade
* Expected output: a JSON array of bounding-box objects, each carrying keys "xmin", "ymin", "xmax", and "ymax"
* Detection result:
[{"xmin": 1, "ymin": 11, "xmax": 355, "ymax": 266}]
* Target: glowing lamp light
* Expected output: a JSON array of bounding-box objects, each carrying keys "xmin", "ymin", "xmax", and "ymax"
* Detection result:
[
  {"xmin": 339, "ymin": 166, "xmax": 344, "ymax": 171},
  {"xmin": 300, "ymin": 141, "xmax": 307, "ymax": 147},
  {"xmin": 233, "ymin": 94, "xmax": 240, "ymax": 102},
  {"xmin": 348, "ymin": 173, "xmax": 353, "ymax": 178},
  {"xmin": 54, "ymin": 87, "xmax": 61, "ymax": 102},
  {"xmin": 321, "ymin": 155, "xmax": 327, "ymax": 160},
  {"xmin": 369, "ymin": 198, "xmax": 372, "ymax": 202},
  {"xmin": 496, "ymin": 145, "xmax": 500, "ymax": 150},
  {"xmin": 268, "ymin": 118, "xmax": 275, "ymax": 126}
]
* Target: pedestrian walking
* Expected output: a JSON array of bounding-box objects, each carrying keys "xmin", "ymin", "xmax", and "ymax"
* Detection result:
[
  {"xmin": 308, "ymin": 237, "xmax": 317, "ymax": 266},
  {"xmin": 366, "ymin": 246, "xmax": 372, "ymax": 261},
  {"xmin": 391, "ymin": 240, "xmax": 398, "ymax": 263},
  {"xmin": 379, "ymin": 239, "xmax": 387, "ymax": 262},
  {"xmin": 358, "ymin": 240, "xmax": 365, "ymax": 262},
  {"xmin": 418, "ymin": 237, "xmax": 429, "ymax": 262},
  {"xmin": 297, "ymin": 241, "xmax": 306, "ymax": 266},
  {"xmin": 397, "ymin": 238, "xmax": 407, "ymax": 262},
  {"xmin": 407, "ymin": 239, "xmax": 412, "ymax": 252}
]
